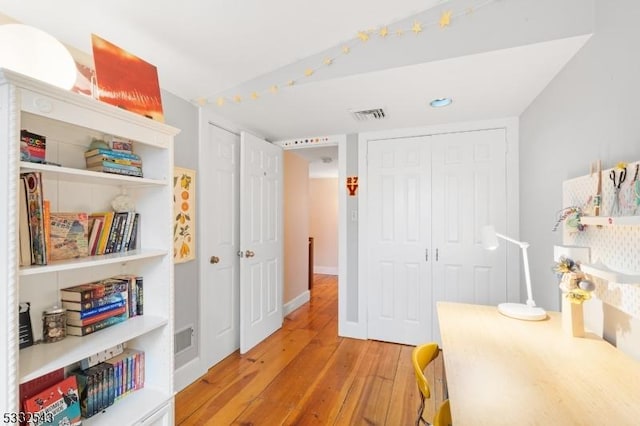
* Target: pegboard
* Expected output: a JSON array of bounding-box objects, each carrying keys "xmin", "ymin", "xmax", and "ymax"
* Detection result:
[{"xmin": 562, "ymin": 161, "xmax": 640, "ymax": 319}]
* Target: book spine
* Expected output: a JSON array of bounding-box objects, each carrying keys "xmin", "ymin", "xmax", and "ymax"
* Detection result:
[
  {"xmin": 120, "ymin": 212, "xmax": 135, "ymax": 252},
  {"xmin": 96, "ymin": 212, "xmax": 114, "ymax": 255},
  {"xmin": 89, "ymin": 164, "xmax": 143, "ymax": 177},
  {"xmin": 105, "ymin": 213, "xmax": 125, "ymax": 254},
  {"xmin": 62, "ymin": 293, "xmax": 125, "ymax": 311},
  {"xmin": 92, "ymin": 161, "xmax": 142, "ymax": 173},
  {"xmin": 84, "ymin": 148, "xmax": 140, "ymax": 160},
  {"xmin": 127, "ymin": 213, "xmax": 140, "ymax": 251},
  {"xmin": 71, "ymin": 299, "xmax": 127, "ymax": 319},
  {"xmin": 22, "ymin": 173, "xmax": 47, "ymax": 265},
  {"xmin": 86, "ymin": 155, "xmax": 142, "ymax": 167},
  {"xmin": 66, "ymin": 306, "xmax": 127, "ymax": 327},
  {"xmin": 135, "ymin": 276, "xmax": 143, "ymax": 316},
  {"xmin": 66, "ymin": 313, "xmax": 128, "ymax": 336}
]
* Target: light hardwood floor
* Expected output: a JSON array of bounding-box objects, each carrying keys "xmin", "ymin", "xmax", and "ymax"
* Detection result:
[{"xmin": 175, "ymin": 274, "xmax": 446, "ymax": 425}]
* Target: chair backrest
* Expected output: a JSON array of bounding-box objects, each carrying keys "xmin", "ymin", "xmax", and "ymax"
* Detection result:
[{"xmin": 412, "ymin": 342, "xmax": 440, "ymax": 399}]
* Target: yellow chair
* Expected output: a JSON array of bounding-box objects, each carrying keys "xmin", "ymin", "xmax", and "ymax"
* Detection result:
[{"xmin": 412, "ymin": 343, "xmax": 452, "ymax": 426}]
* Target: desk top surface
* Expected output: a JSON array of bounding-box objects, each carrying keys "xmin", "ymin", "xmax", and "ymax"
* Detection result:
[{"xmin": 437, "ymin": 302, "xmax": 640, "ymax": 426}]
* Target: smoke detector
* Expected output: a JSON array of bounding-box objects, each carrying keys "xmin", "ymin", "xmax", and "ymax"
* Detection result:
[{"xmin": 350, "ymin": 107, "xmax": 387, "ymax": 121}]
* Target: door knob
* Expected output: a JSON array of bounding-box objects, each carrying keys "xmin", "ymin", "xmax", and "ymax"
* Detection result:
[
  {"xmin": 210, "ymin": 256, "xmax": 220, "ymax": 264},
  {"xmin": 245, "ymin": 250, "xmax": 255, "ymax": 258}
]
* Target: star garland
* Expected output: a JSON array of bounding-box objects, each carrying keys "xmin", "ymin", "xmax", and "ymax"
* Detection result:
[{"xmin": 202, "ymin": 0, "xmax": 500, "ymax": 107}]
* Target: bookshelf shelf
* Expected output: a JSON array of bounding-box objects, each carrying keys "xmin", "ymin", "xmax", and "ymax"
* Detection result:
[
  {"xmin": 82, "ymin": 387, "xmax": 172, "ymax": 426},
  {"xmin": 580, "ymin": 262, "xmax": 640, "ymax": 284},
  {"xmin": 1, "ymin": 68, "xmax": 178, "ymax": 424},
  {"xmin": 19, "ymin": 316, "xmax": 168, "ymax": 383},
  {"xmin": 19, "ymin": 161, "xmax": 168, "ymax": 187},
  {"xmin": 18, "ymin": 249, "xmax": 168, "ymax": 276},
  {"xmin": 579, "ymin": 215, "xmax": 640, "ymax": 226}
]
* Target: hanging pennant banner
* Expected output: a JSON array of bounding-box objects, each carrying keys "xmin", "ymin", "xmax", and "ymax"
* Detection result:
[{"xmin": 347, "ymin": 176, "xmax": 359, "ymax": 196}]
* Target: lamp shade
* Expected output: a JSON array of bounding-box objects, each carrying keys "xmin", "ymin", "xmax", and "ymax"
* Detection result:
[
  {"xmin": 0, "ymin": 24, "xmax": 77, "ymax": 90},
  {"xmin": 481, "ymin": 225, "xmax": 499, "ymax": 250}
]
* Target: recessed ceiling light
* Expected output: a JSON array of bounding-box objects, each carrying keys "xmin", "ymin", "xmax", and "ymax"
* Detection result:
[{"xmin": 430, "ymin": 98, "xmax": 453, "ymax": 108}]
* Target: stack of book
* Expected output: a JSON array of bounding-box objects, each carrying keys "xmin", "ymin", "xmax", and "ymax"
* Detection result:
[
  {"xmin": 61, "ymin": 275, "xmax": 143, "ymax": 336},
  {"xmin": 87, "ymin": 211, "xmax": 140, "ymax": 256},
  {"xmin": 85, "ymin": 148, "xmax": 143, "ymax": 178},
  {"xmin": 70, "ymin": 348, "xmax": 145, "ymax": 419}
]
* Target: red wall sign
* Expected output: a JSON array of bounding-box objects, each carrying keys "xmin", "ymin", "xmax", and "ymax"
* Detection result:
[{"xmin": 347, "ymin": 176, "xmax": 358, "ymax": 196}]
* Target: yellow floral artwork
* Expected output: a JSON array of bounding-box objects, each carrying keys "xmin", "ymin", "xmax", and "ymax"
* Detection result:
[{"xmin": 173, "ymin": 167, "xmax": 196, "ymax": 263}]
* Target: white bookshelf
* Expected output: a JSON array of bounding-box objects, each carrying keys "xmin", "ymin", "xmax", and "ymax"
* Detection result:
[{"xmin": 0, "ymin": 68, "xmax": 178, "ymax": 424}]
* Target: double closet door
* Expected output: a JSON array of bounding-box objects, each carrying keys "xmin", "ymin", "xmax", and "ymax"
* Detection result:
[{"xmin": 366, "ymin": 129, "xmax": 508, "ymax": 345}]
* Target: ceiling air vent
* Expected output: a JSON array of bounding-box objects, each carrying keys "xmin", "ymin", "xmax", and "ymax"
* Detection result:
[{"xmin": 350, "ymin": 107, "xmax": 387, "ymax": 121}]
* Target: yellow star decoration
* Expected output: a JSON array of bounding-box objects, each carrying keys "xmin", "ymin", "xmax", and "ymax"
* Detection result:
[
  {"xmin": 287, "ymin": 80, "xmax": 296, "ymax": 86},
  {"xmin": 357, "ymin": 31, "xmax": 370, "ymax": 42},
  {"xmin": 342, "ymin": 46, "xmax": 351, "ymax": 54},
  {"xmin": 412, "ymin": 21, "xmax": 422, "ymax": 34},
  {"xmin": 216, "ymin": 97, "xmax": 225, "ymax": 107},
  {"xmin": 250, "ymin": 92, "xmax": 259, "ymax": 100},
  {"xmin": 269, "ymin": 85, "xmax": 278, "ymax": 94},
  {"xmin": 233, "ymin": 95, "xmax": 242, "ymax": 103},
  {"xmin": 379, "ymin": 27, "xmax": 389, "ymax": 37},
  {"xmin": 323, "ymin": 58, "xmax": 333, "ymax": 65},
  {"xmin": 439, "ymin": 10, "xmax": 452, "ymax": 28},
  {"xmin": 304, "ymin": 68, "xmax": 314, "ymax": 77}
]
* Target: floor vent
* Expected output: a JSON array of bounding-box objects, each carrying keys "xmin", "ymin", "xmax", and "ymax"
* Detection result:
[
  {"xmin": 350, "ymin": 107, "xmax": 387, "ymax": 121},
  {"xmin": 174, "ymin": 326, "xmax": 194, "ymax": 354}
]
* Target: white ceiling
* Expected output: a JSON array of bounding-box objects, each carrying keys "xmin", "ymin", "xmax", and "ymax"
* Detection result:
[{"xmin": 0, "ymin": 0, "xmax": 591, "ymax": 173}]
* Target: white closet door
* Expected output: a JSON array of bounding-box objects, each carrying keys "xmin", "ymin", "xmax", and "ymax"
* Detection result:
[
  {"xmin": 239, "ymin": 132, "xmax": 284, "ymax": 354},
  {"xmin": 431, "ymin": 129, "xmax": 507, "ymax": 341},
  {"xmin": 366, "ymin": 136, "xmax": 432, "ymax": 345},
  {"xmin": 200, "ymin": 122, "xmax": 240, "ymax": 369}
]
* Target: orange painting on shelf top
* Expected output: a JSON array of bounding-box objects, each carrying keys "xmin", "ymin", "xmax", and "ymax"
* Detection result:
[{"xmin": 91, "ymin": 34, "xmax": 164, "ymax": 122}]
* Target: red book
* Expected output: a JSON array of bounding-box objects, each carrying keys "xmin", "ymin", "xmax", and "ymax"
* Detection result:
[
  {"xmin": 23, "ymin": 376, "xmax": 81, "ymax": 426},
  {"xmin": 66, "ymin": 305, "xmax": 127, "ymax": 327}
]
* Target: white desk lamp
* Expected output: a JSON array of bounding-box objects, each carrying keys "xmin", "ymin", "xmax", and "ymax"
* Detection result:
[{"xmin": 481, "ymin": 225, "xmax": 547, "ymax": 321}]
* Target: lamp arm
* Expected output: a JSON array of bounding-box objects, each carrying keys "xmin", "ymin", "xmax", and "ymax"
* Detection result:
[
  {"xmin": 520, "ymin": 245, "xmax": 536, "ymax": 307},
  {"xmin": 495, "ymin": 232, "xmax": 528, "ymax": 248}
]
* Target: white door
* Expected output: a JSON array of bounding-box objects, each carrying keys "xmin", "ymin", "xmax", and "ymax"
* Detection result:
[
  {"xmin": 430, "ymin": 129, "xmax": 507, "ymax": 341},
  {"xmin": 366, "ymin": 129, "xmax": 507, "ymax": 345},
  {"xmin": 239, "ymin": 132, "xmax": 284, "ymax": 354},
  {"xmin": 366, "ymin": 136, "xmax": 433, "ymax": 345},
  {"xmin": 200, "ymin": 122, "xmax": 240, "ymax": 368}
]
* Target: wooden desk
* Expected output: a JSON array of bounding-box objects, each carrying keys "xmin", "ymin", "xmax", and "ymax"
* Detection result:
[{"xmin": 437, "ymin": 302, "xmax": 640, "ymax": 425}]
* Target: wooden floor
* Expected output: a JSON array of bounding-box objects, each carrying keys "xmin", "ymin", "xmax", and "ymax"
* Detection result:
[{"xmin": 175, "ymin": 274, "xmax": 446, "ymax": 425}]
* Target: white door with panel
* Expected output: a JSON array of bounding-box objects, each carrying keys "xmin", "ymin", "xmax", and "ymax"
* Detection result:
[
  {"xmin": 240, "ymin": 131, "xmax": 284, "ymax": 354},
  {"xmin": 366, "ymin": 129, "xmax": 507, "ymax": 345},
  {"xmin": 366, "ymin": 136, "xmax": 433, "ymax": 344},
  {"xmin": 430, "ymin": 129, "xmax": 507, "ymax": 342},
  {"xmin": 200, "ymin": 122, "xmax": 240, "ymax": 369}
]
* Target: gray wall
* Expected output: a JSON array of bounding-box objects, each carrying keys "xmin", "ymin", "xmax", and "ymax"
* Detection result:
[
  {"xmin": 521, "ymin": 0, "xmax": 640, "ymax": 319},
  {"xmin": 161, "ymin": 89, "xmax": 200, "ymax": 369}
]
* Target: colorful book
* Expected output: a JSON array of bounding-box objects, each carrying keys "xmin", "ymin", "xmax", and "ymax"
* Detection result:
[
  {"xmin": 43, "ymin": 200, "xmax": 51, "ymax": 262},
  {"xmin": 20, "ymin": 129, "xmax": 46, "ymax": 163},
  {"xmin": 84, "ymin": 148, "xmax": 140, "ymax": 160},
  {"xmin": 19, "ymin": 369, "xmax": 64, "ymax": 417},
  {"xmin": 86, "ymin": 154, "xmax": 142, "ymax": 167},
  {"xmin": 66, "ymin": 299, "xmax": 127, "ymax": 320},
  {"xmin": 49, "ymin": 212, "xmax": 89, "ymax": 261},
  {"xmin": 61, "ymin": 292, "xmax": 125, "ymax": 312},
  {"xmin": 92, "ymin": 211, "xmax": 115, "ymax": 255},
  {"xmin": 21, "ymin": 172, "xmax": 47, "ymax": 265},
  {"xmin": 66, "ymin": 305, "xmax": 127, "ymax": 327},
  {"xmin": 127, "ymin": 213, "xmax": 140, "ymax": 251},
  {"xmin": 87, "ymin": 164, "xmax": 143, "ymax": 177},
  {"xmin": 22, "ymin": 375, "xmax": 81, "ymax": 426},
  {"xmin": 19, "ymin": 177, "xmax": 32, "ymax": 266},
  {"xmin": 60, "ymin": 278, "xmax": 129, "ymax": 302},
  {"xmin": 66, "ymin": 313, "xmax": 128, "ymax": 336}
]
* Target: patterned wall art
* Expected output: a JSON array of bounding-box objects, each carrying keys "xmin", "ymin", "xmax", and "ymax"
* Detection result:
[
  {"xmin": 91, "ymin": 33, "xmax": 164, "ymax": 122},
  {"xmin": 173, "ymin": 167, "xmax": 196, "ymax": 263}
]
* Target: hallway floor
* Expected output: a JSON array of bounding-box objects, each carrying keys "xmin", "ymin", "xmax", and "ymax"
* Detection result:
[{"xmin": 175, "ymin": 274, "xmax": 445, "ymax": 425}]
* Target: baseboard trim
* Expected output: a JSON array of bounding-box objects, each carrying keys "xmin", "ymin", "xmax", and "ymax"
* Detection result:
[
  {"xmin": 314, "ymin": 266, "xmax": 338, "ymax": 275},
  {"xmin": 174, "ymin": 356, "xmax": 206, "ymax": 392},
  {"xmin": 284, "ymin": 290, "xmax": 311, "ymax": 316}
]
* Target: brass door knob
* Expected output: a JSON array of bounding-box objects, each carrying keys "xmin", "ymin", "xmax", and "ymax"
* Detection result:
[
  {"xmin": 210, "ymin": 256, "xmax": 220, "ymax": 264},
  {"xmin": 245, "ymin": 250, "xmax": 255, "ymax": 258}
]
